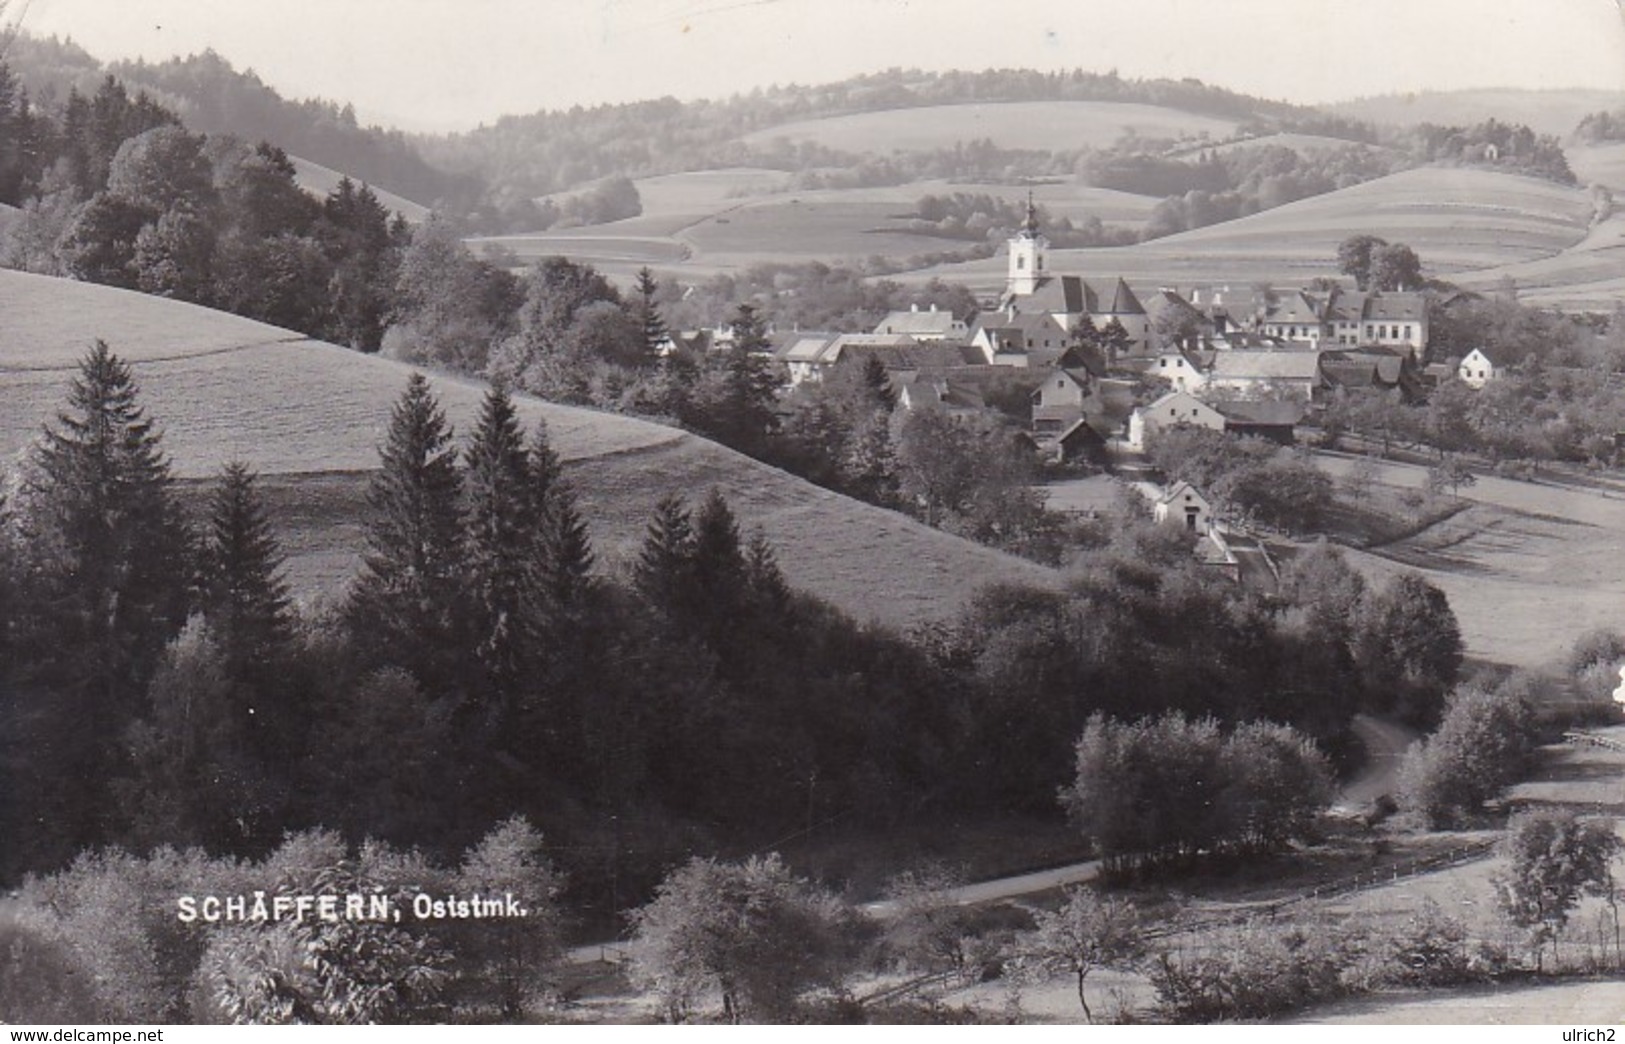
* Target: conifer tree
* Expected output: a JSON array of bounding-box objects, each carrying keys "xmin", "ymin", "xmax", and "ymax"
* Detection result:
[
  {"xmin": 634, "ymin": 493, "xmax": 695, "ymax": 617},
  {"xmin": 463, "ymin": 382, "xmax": 537, "ymax": 725},
  {"xmin": 200, "ymin": 461, "xmax": 294, "ymax": 695},
  {"xmin": 634, "ymin": 266, "xmax": 669, "ymax": 365},
  {"xmin": 348, "ymin": 373, "xmax": 465, "ymax": 695},
  {"xmin": 529, "ymin": 425, "xmax": 595, "ymax": 615},
  {"xmin": 23, "ymin": 339, "xmax": 192, "ymax": 710},
  {"xmin": 692, "ymin": 487, "xmax": 747, "ymax": 613}
]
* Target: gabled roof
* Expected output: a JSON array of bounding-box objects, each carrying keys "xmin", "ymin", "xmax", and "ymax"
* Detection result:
[
  {"xmin": 1322, "ymin": 348, "xmax": 1409, "ymax": 386},
  {"xmin": 1105, "ymin": 278, "xmax": 1145, "ymax": 316},
  {"xmin": 1009, "ymin": 275, "xmax": 1096, "ymax": 315},
  {"xmin": 1263, "ymin": 290, "xmax": 1325, "ymax": 326},
  {"xmin": 873, "ymin": 306, "xmax": 967, "ymax": 337},
  {"xmin": 1363, "ymin": 291, "xmax": 1427, "ymax": 322},
  {"xmin": 1143, "ymin": 389, "xmax": 1222, "ymax": 415},
  {"xmin": 1209, "ymin": 350, "xmax": 1325, "ymax": 382},
  {"xmin": 1158, "ymin": 479, "xmax": 1209, "ymax": 505},
  {"xmin": 781, "ymin": 334, "xmax": 838, "ymax": 364},
  {"xmin": 1210, "ymin": 399, "xmax": 1307, "ymax": 426}
]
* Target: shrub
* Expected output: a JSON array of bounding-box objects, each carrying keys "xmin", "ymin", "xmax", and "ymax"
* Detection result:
[
  {"xmin": 1397, "ymin": 685, "xmax": 1538, "ymax": 828},
  {"xmin": 1150, "ymin": 919, "xmax": 1355, "ymax": 1022},
  {"xmin": 0, "ymin": 909, "xmax": 110, "ymax": 1023}
]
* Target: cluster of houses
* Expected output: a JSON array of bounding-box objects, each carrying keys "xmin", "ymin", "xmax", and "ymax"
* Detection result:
[
  {"xmin": 663, "ymin": 202, "xmax": 1505, "ymax": 468},
  {"xmin": 752, "ymin": 202, "xmax": 1481, "ymax": 463}
]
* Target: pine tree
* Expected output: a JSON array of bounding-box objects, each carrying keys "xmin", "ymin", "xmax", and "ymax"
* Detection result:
[
  {"xmin": 17, "ymin": 341, "xmax": 192, "ymax": 851},
  {"xmin": 529, "ymin": 425, "xmax": 595, "ymax": 615},
  {"xmin": 634, "ymin": 266, "xmax": 669, "ymax": 365},
  {"xmin": 463, "ymin": 383, "xmax": 537, "ymax": 725},
  {"xmin": 23, "ymin": 340, "xmax": 192, "ymax": 709},
  {"xmin": 692, "ymin": 487, "xmax": 746, "ymax": 612},
  {"xmin": 348, "ymin": 373, "xmax": 465, "ymax": 695},
  {"xmin": 634, "ymin": 493, "xmax": 695, "ymax": 617},
  {"xmin": 200, "ymin": 461, "xmax": 294, "ymax": 693}
]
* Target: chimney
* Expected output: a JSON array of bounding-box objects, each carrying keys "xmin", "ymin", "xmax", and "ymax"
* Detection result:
[{"xmin": 911, "ymin": 302, "xmax": 919, "ymax": 312}]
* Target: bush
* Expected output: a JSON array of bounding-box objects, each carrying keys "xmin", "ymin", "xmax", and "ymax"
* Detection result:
[
  {"xmin": 1397, "ymin": 685, "xmax": 1538, "ymax": 828},
  {"xmin": 1370, "ymin": 900, "xmax": 1504, "ymax": 987},
  {"xmin": 1150, "ymin": 919, "xmax": 1355, "ymax": 1022}
]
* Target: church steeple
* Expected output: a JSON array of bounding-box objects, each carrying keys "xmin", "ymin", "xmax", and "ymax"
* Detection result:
[{"xmin": 1006, "ymin": 190, "xmax": 1047, "ymax": 297}]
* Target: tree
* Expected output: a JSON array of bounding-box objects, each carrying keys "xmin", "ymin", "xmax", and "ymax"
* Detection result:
[
  {"xmin": 1353, "ymin": 572, "xmax": 1463, "ymax": 725},
  {"xmin": 1372, "ymin": 242, "xmax": 1423, "ymax": 292},
  {"xmin": 347, "ymin": 373, "xmax": 465, "ymax": 696},
  {"xmin": 627, "ymin": 854, "xmax": 859, "ymax": 1023},
  {"xmin": 633, "ymin": 493, "xmax": 695, "ymax": 617},
  {"xmin": 1024, "ymin": 888, "xmax": 1143, "ymax": 1022},
  {"xmin": 20, "ymin": 339, "xmax": 192, "ymax": 723},
  {"xmin": 1337, "ymin": 234, "xmax": 1388, "ymax": 291},
  {"xmin": 1399, "ymin": 684, "xmax": 1537, "ymax": 828},
  {"xmin": 1494, "ymin": 810, "xmax": 1621, "ymax": 971},
  {"xmin": 1426, "ymin": 453, "xmax": 1476, "ymax": 499},
  {"xmin": 452, "ymin": 816, "xmax": 565, "ymax": 1019},
  {"xmin": 526, "ymin": 424, "xmax": 595, "ymax": 616},
  {"xmin": 199, "ymin": 462, "xmax": 294, "ymax": 698},
  {"xmin": 462, "ymin": 383, "xmax": 538, "ymax": 728},
  {"xmin": 634, "ymin": 266, "xmax": 669, "ymax": 364}
]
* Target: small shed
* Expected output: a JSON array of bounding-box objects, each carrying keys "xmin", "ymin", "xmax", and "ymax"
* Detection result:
[{"xmin": 1154, "ymin": 481, "xmax": 1212, "ymax": 534}]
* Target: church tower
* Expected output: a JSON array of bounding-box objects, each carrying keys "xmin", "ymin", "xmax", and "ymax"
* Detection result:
[{"xmin": 1006, "ymin": 193, "xmax": 1047, "ymax": 298}]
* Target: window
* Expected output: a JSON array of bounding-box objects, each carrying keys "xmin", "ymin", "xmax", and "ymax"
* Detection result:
[
  {"xmin": 1404, "ymin": 325, "xmax": 1412, "ymax": 339},
  {"xmin": 1016, "ymin": 256, "xmax": 1026, "ymax": 270}
]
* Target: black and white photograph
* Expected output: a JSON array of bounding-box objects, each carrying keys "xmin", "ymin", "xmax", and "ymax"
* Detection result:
[{"xmin": 2, "ymin": 0, "xmax": 1625, "ymax": 1028}]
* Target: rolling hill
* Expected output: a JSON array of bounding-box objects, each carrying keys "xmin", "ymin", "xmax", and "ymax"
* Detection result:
[
  {"xmin": 739, "ymin": 101, "xmax": 1242, "ymax": 153},
  {"xmin": 287, "ymin": 156, "xmax": 432, "ymax": 224},
  {"xmin": 897, "ymin": 166, "xmax": 1599, "ymax": 296},
  {"xmin": 1329, "ymin": 88, "xmax": 1625, "ymax": 137},
  {"xmin": 0, "ymin": 270, "xmax": 1052, "ymax": 628}
]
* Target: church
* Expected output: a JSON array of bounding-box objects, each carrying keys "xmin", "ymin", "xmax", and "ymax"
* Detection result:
[{"xmin": 968, "ymin": 199, "xmax": 1152, "ymax": 368}]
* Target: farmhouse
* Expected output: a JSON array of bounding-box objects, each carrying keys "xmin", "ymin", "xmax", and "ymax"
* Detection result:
[
  {"xmin": 1209, "ymin": 399, "xmax": 1305, "ymax": 444},
  {"xmin": 1154, "ymin": 480, "xmax": 1213, "ymax": 534},
  {"xmin": 968, "ymin": 309, "xmax": 1071, "ymax": 367},
  {"xmin": 1459, "ymin": 347, "xmax": 1497, "ymax": 388},
  {"xmin": 1128, "ymin": 390, "xmax": 1227, "ymax": 449},
  {"xmin": 1206, "ymin": 349, "xmax": 1327, "ymax": 402},
  {"xmin": 1030, "ymin": 366, "xmax": 1094, "ymax": 434}
]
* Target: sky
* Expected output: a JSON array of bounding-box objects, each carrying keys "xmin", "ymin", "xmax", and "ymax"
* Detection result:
[{"xmin": 8, "ymin": 0, "xmax": 1625, "ymax": 133}]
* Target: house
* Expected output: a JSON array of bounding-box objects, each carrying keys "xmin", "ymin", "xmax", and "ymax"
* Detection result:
[
  {"xmin": 872, "ymin": 303, "xmax": 969, "ymax": 341},
  {"xmin": 894, "ymin": 374, "xmax": 987, "ymax": 418},
  {"xmin": 1142, "ymin": 288, "xmax": 1214, "ymax": 353},
  {"xmin": 1030, "ymin": 366, "xmax": 1094, "ymax": 435},
  {"xmin": 1458, "ymin": 348, "xmax": 1496, "ymax": 388},
  {"xmin": 968, "ymin": 310, "xmax": 1072, "ymax": 368},
  {"xmin": 1154, "ymin": 481, "xmax": 1213, "ymax": 534},
  {"xmin": 1258, "ymin": 287, "xmax": 1428, "ymax": 358},
  {"xmin": 779, "ymin": 333, "xmax": 981, "ymax": 386},
  {"xmin": 1054, "ymin": 417, "xmax": 1109, "ymax": 465},
  {"xmin": 1206, "ymin": 349, "xmax": 1327, "ymax": 402},
  {"xmin": 1148, "ymin": 347, "xmax": 1213, "ymax": 393},
  {"xmin": 1321, "ymin": 347, "xmax": 1420, "ymax": 402},
  {"xmin": 1128, "ymin": 390, "xmax": 1227, "ymax": 449}
]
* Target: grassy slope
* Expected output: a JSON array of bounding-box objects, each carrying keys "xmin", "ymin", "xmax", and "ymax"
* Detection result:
[
  {"xmin": 1329, "ymin": 88, "xmax": 1625, "ymax": 137},
  {"xmin": 0, "ymin": 270, "xmax": 1052, "ymax": 628},
  {"xmin": 900, "ymin": 166, "xmax": 1596, "ymax": 294},
  {"xmin": 738, "ymin": 100, "xmax": 1240, "ymax": 152},
  {"xmin": 288, "ymin": 155, "xmax": 432, "ymax": 224},
  {"xmin": 468, "ymin": 173, "xmax": 1158, "ymax": 282}
]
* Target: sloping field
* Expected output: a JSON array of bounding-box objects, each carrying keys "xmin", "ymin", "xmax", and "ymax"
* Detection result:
[
  {"xmin": 0, "ymin": 270, "xmax": 1051, "ymax": 627},
  {"xmin": 1316, "ymin": 453, "xmax": 1625, "ymax": 669},
  {"xmin": 740, "ymin": 101, "xmax": 1240, "ymax": 152},
  {"xmin": 287, "ymin": 155, "xmax": 432, "ymax": 224},
  {"xmin": 470, "ymin": 175, "xmax": 1156, "ymax": 275},
  {"xmin": 1568, "ymin": 141, "xmax": 1625, "ymax": 192},
  {"xmin": 1330, "ymin": 88, "xmax": 1625, "ymax": 137},
  {"xmin": 902, "ymin": 167, "xmax": 1596, "ymax": 294}
]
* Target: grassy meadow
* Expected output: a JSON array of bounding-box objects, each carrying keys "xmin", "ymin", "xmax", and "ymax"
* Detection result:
[
  {"xmin": 287, "ymin": 155, "xmax": 432, "ymax": 223},
  {"xmin": 0, "ymin": 269, "xmax": 1055, "ymax": 631}
]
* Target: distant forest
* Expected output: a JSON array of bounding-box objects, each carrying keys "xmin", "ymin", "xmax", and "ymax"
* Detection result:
[{"xmin": 0, "ymin": 36, "xmax": 1584, "ymax": 243}]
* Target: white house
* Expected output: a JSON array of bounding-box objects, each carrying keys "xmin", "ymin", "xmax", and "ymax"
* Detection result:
[
  {"xmin": 1206, "ymin": 350, "xmax": 1326, "ymax": 402},
  {"xmin": 872, "ymin": 303, "xmax": 968, "ymax": 341},
  {"xmin": 1154, "ymin": 481, "xmax": 1213, "ymax": 534},
  {"xmin": 1128, "ymin": 390, "xmax": 1227, "ymax": 450},
  {"xmin": 1458, "ymin": 348, "xmax": 1496, "ymax": 389}
]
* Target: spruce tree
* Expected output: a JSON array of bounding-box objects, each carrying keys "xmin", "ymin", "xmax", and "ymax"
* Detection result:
[
  {"xmin": 19, "ymin": 340, "xmax": 192, "ymax": 851},
  {"xmin": 200, "ymin": 461, "xmax": 294, "ymax": 694},
  {"xmin": 635, "ymin": 266, "xmax": 669, "ymax": 365},
  {"xmin": 634, "ymin": 493, "xmax": 695, "ymax": 617},
  {"xmin": 528, "ymin": 425, "xmax": 595, "ymax": 615},
  {"xmin": 348, "ymin": 372, "xmax": 465, "ymax": 695},
  {"xmin": 464, "ymin": 383, "xmax": 537, "ymax": 726},
  {"xmin": 692, "ymin": 488, "xmax": 747, "ymax": 611},
  {"xmin": 24, "ymin": 339, "xmax": 192, "ymax": 709}
]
